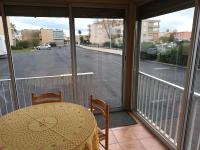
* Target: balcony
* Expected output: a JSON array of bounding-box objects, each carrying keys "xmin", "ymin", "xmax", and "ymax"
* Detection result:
[{"xmin": 1, "ymin": 0, "xmax": 200, "ymax": 150}]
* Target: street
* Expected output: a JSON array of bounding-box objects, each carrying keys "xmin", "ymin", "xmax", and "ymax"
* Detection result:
[{"xmin": 0, "ymin": 46, "xmax": 200, "ymax": 108}]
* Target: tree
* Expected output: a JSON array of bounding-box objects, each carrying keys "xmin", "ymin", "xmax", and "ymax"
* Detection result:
[
  {"xmin": 159, "ymin": 32, "xmax": 176, "ymax": 43},
  {"xmin": 78, "ymin": 30, "xmax": 82, "ymax": 35},
  {"xmin": 169, "ymin": 32, "xmax": 175, "ymax": 42},
  {"xmin": 78, "ymin": 30, "xmax": 82, "ymax": 45},
  {"xmin": 102, "ymin": 19, "xmax": 115, "ymax": 48},
  {"xmin": 10, "ymin": 23, "xmax": 17, "ymax": 33}
]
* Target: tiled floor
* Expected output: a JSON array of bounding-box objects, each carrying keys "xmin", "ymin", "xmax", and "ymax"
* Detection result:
[{"xmin": 99, "ymin": 124, "xmax": 169, "ymax": 150}]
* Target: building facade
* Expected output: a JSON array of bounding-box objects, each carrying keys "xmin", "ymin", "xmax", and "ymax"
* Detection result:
[
  {"xmin": 53, "ymin": 30, "xmax": 64, "ymax": 46},
  {"xmin": 89, "ymin": 19, "xmax": 123, "ymax": 46},
  {"xmin": 21, "ymin": 29, "xmax": 64, "ymax": 46},
  {"xmin": 21, "ymin": 29, "xmax": 40, "ymax": 42},
  {"xmin": 174, "ymin": 31, "xmax": 191, "ymax": 41},
  {"xmin": 141, "ymin": 19, "xmax": 160, "ymax": 42},
  {"xmin": 0, "ymin": 17, "xmax": 14, "ymax": 46},
  {"xmin": 39, "ymin": 29, "xmax": 64, "ymax": 46},
  {"xmin": 39, "ymin": 29, "xmax": 53, "ymax": 44}
]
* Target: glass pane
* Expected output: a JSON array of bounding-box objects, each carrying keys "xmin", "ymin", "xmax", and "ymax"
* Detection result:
[
  {"xmin": 75, "ymin": 18, "xmax": 124, "ymax": 108},
  {"xmin": 137, "ymin": 8, "xmax": 194, "ymax": 145},
  {"xmin": 0, "ymin": 16, "xmax": 15, "ymax": 115},
  {"xmin": 9, "ymin": 16, "xmax": 74, "ymax": 108}
]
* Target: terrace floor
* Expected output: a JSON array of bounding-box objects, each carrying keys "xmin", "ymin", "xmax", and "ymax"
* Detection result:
[{"xmin": 100, "ymin": 116, "xmax": 168, "ymax": 150}]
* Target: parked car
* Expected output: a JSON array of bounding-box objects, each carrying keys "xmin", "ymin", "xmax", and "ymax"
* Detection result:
[
  {"xmin": 36, "ymin": 44, "xmax": 51, "ymax": 50},
  {"xmin": 49, "ymin": 42, "xmax": 56, "ymax": 47},
  {"xmin": 0, "ymin": 35, "xmax": 7, "ymax": 58}
]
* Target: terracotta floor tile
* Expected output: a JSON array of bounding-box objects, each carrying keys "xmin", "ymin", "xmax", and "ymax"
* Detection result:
[
  {"xmin": 109, "ymin": 143, "xmax": 122, "ymax": 150},
  {"xmin": 100, "ymin": 131, "xmax": 118, "ymax": 145},
  {"xmin": 129, "ymin": 125, "xmax": 153, "ymax": 139},
  {"xmin": 140, "ymin": 137, "xmax": 169, "ymax": 150},
  {"xmin": 99, "ymin": 143, "xmax": 122, "ymax": 150},
  {"xmin": 112, "ymin": 127, "xmax": 137, "ymax": 142},
  {"xmin": 119, "ymin": 139, "xmax": 146, "ymax": 150},
  {"xmin": 111, "ymin": 125, "xmax": 138, "ymax": 131}
]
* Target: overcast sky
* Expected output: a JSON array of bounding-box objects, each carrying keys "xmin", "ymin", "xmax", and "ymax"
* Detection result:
[{"xmin": 10, "ymin": 7, "xmax": 194, "ymax": 36}]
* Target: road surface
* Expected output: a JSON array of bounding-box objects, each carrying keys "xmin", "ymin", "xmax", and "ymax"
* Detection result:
[{"xmin": 0, "ymin": 45, "xmax": 200, "ymax": 108}]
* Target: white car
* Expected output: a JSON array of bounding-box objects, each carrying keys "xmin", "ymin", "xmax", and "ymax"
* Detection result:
[{"xmin": 36, "ymin": 44, "xmax": 51, "ymax": 50}]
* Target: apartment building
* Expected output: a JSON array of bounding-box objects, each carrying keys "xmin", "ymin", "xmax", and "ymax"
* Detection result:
[
  {"xmin": 40, "ymin": 29, "xmax": 64, "ymax": 46},
  {"xmin": 39, "ymin": 29, "xmax": 53, "ymax": 44},
  {"xmin": 0, "ymin": 17, "xmax": 14, "ymax": 46},
  {"xmin": 22, "ymin": 29, "xmax": 64, "ymax": 46},
  {"xmin": 174, "ymin": 31, "xmax": 191, "ymax": 41},
  {"xmin": 53, "ymin": 30, "xmax": 64, "ymax": 46},
  {"xmin": 89, "ymin": 19, "xmax": 123, "ymax": 45},
  {"xmin": 21, "ymin": 29, "xmax": 40, "ymax": 41},
  {"xmin": 141, "ymin": 19, "xmax": 160, "ymax": 42}
]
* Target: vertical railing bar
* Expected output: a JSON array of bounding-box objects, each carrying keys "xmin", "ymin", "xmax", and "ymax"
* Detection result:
[
  {"xmin": 144, "ymin": 76, "xmax": 149, "ymax": 117},
  {"xmin": 16, "ymin": 81, "xmax": 21, "ymax": 109},
  {"xmin": 174, "ymin": 92, "xmax": 181, "ymax": 144},
  {"xmin": 2, "ymin": 82, "xmax": 8, "ymax": 114},
  {"xmin": 82, "ymin": 75, "xmax": 84, "ymax": 105},
  {"xmin": 169, "ymin": 88, "xmax": 177, "ymax": 139},
  {"xmin": 22, "ymin": 80, "xmax": 26, "ymax": 108},
  {"xmin": 164, "ymin": 85, "xmax": 171, "ymax": 133},
  {"xmin": 139, "ymin": 75, "xmax": 142, "ymax": 112},
  {"xmin": 156, "ymin": 82, "xmax": 161, "ymax": 127},
  {"xmin": 139, "ymin": 75, "xmax": 143, "ymax": 113},
  {"xmin": 87, "ymin": 74, "xmax": 90, "ymax": 107},
  {"xmin": 66, "ymin": 76, "xmax": 68, "ymax": 102},
  {"xmin": 62, "ymin": 76, "xmax": 65, "ymax": 103},
  {"xmin": 34, "ymin": 79, "xmax": 36, "ymax": 94},
  {"xmin": 83, "ymin": 75, "xmax": 86, "ymax": 106},
  {"xmin": 63, "ymin": 76, "xmax": 66, "ymax": 102},
  {"xmin": 85, "ymin": 74, "xmax": 88, "ymax": 106},
  {"xmin": 141, "ymin": 75, "xmax": 145, "ymax": 114},
  {"xmin": 137, "ymin": 75, "xmax": 140, "ymax": 111},
  {"xmin": 8, "ymin": 82, "xmax": 14, "ymax": 112},
  {"xmin": 196, "ymin": 129, "xmax": 200, "ymax": 150},
  {"xmin": 185, "ymin": 97, "xmax": 197, "ymax": 150},
  {"xmin": 160, "ymin": 85, "xmax": 166, "ymax": 130},
  {"xmin": 148, "ymin": 78, "xmax": 152, "ymax": 120},
  {"xmin": 0, "ymin": 104, "xmax": 2, "ymax": 116},
  {"xmin": 152, "ymin": 80, "xmax": 156, "ymax": 123},
  {"xmin": 28, "ymin": 79, "xmax": 32, "ymax": 106},
  {"xmin": 1, "ymin": 82, "xmax": 5, "ymax": 115}
]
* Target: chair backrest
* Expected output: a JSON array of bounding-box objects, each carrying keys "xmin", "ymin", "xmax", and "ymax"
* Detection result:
[
  {"xmin": 32, "ymin": 92, "xmax": 64, "ymax": 105},
  {"xmin": 90, "ymin": 95, "xmax": 109, "ymax": 149}
]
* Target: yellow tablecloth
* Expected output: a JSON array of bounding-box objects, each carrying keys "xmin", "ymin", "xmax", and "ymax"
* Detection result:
[{"xmin": 0, "ymin": 103, "xmax": 99, "ymax": 150}]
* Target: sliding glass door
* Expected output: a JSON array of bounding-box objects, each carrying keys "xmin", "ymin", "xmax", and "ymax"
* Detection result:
[
  {"xmin": 0, "ymin": 5, "xmax": 126, "ymax": 115},
  {"xmin": 135, "ymin": 7, "xmax": 195, "ymax": 147},
  {"xmin": 74, "ymin": 18, "xmax": 124, "ymax": 108}
]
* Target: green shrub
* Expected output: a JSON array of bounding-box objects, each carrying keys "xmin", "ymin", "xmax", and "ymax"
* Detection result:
[
  {"xmin": 12, "ymin": 39, "xmax": 39, "ymax": 50},
  {"xmin": 157, "ymin": 41, "xmax": 190, "ymax": 66},
  {"xmin": 103, "ymin": 42, "xmax": 123, "ymax": 49}
]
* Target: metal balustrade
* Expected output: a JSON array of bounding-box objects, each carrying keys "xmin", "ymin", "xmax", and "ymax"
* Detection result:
[
  {"xmin": 137, "ymin": 71, "xmax": 200, "ymax": 146},
  {"xmin": 185, "ymin": 92, "xmax": 200, "ymax": 150},
  {"xmin": 0, "ymin": 72, "xmax": 94, "ymax": 116}
]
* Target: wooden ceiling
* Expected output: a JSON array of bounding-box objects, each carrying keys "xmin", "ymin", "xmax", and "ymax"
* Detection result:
[{"xmin": 1, "ymin": 0, "xmax": 154, "ymax": 6}]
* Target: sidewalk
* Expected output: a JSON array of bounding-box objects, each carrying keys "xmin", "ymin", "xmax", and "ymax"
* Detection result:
[{"xmin": 79, "ymin": 45, "xmax": 122, "ymax": 55}]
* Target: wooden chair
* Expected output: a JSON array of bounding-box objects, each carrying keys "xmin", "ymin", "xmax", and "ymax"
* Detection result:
[
  {"xmin": 90, "ymin": 95, "xmax": 109, "ymax": 150},
  {"xmin": 32, "ymin": 91, "xmax": 64, "ymax": 105}
]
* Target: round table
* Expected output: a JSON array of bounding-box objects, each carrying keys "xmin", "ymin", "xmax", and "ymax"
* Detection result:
[{"xmin": 0, "ymin": 103, "xmax": 99, "ymax": 150}]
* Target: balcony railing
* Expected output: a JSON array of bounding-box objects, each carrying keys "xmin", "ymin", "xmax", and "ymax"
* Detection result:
[
  {"xmin": 0, "ymin": 72, "xmax": 94, "ymax": 116},
  {"xmin": 137, "ymin": 71, "xmax": 200, "ymax": 147}
]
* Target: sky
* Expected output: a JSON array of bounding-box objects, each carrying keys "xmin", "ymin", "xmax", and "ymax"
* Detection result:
[
  {"xmin": 10, "ymin": 7, "xmax": 195, "ymax": 36},
  {"xmin": 150, "ymin": 7, "xmax": 194, "ymax": 32}
]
